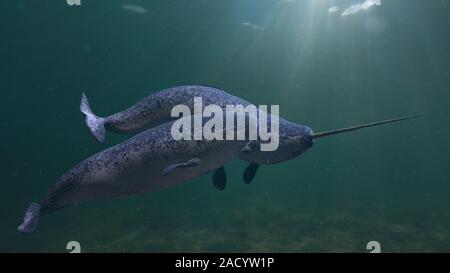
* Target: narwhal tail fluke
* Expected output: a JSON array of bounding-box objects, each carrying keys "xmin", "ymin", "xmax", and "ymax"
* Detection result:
[
  {"xmin": 18, "ymin": 203, "xmax": 42, "ymax": 235},
  {"xmin": 312, "ymin": 114, "xmax": 423, "ymax": 139},
  {"xmin": 80, "ymin": 93, "xmax": 106, "ymax": 143}
]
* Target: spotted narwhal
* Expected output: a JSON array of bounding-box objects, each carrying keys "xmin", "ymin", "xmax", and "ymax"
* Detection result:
[
  {"xmin": 18, "ymin": 112, "xmax": 254, "ymax": 235},
  {"xmin": 81, "ymin": 85, "xmax": 422, "ymax": 186},
  {"xmin": 19, "ymin": 86, "xmax": 421, "ymax": 235}
]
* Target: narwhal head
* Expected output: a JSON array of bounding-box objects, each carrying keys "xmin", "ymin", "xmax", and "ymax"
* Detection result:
[
  {"xmin": 277, "ymin": 123, "xmax": 315, "ymax": 160},
  {"xmin": 239, "ymin": 122, "xmax": 315, "ymax": 165}
]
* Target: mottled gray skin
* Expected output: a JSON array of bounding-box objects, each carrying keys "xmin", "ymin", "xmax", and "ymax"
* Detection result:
[
  {"xmin": 241, "ymin": 120, "xmax": 314, "ymax": 164},
  {"xmin": 89, "ymin": 85, "xmax": 315, "ymax": 165},
  {"xmin": 106, "ymin": 85, "xmax": 248, "ymax": 134},
  {"xmin": 40, "ymin": 116, "xmax": 248, "ymax": 215}
]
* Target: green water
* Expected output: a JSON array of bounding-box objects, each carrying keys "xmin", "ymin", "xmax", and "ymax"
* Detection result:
[{"xmin": 1, "ymin": 0, "xmax": 449, "ymax": 252}]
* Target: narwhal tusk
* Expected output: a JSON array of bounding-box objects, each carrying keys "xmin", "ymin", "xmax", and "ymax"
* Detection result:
[{"xmin": 312, "ymin": 114, "xmax": 424, "ymax": 139}]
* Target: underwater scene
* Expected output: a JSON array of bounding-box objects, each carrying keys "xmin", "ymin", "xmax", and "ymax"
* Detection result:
[{"xmin": 1, "ymin": 0, "xmax": 450, "ymax": 253}]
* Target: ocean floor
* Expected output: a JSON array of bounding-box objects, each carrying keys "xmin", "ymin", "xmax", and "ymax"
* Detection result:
[{"xmin": 7, "ymin": 200, "xmax": 448, "ymax": 253}]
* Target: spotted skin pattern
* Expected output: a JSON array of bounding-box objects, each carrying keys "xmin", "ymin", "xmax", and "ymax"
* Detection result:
[{"xmin": 97, "ymin": 85, "xmax": 315, "ymax": 165}]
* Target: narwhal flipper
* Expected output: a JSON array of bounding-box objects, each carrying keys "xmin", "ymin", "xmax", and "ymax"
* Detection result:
[
  {"xmin": 212, "ymin": 167, "xmax": 227, "ymax": 191},
  {"xmin": 163, "ymin": 158, "xmax": 202, "ymax": 176},
  {"xmin": 243, "ymin": 163, "xmax": 260, "ymax": 184},
  {"xmin": 18, "ymin": 203, "xmax": 42, "ymax": 235},
  {"xmin": 80, "ymin": 93, "xmax": 106, "ymax": 143}
]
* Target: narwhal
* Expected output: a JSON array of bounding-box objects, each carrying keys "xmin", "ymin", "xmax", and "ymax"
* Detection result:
[
  {"xmin": 19, "ymin": 90, "xmax": 421, "ymax": 235},
  {"xmin": 81, "ymin": 85, "xmax": 422, "ymax": 186},
  {"xmin": 18, "ymin": 112, "xmax": 255, "ymax": 235}
]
